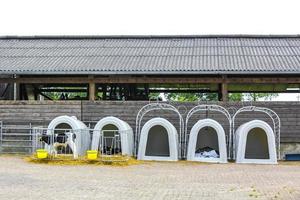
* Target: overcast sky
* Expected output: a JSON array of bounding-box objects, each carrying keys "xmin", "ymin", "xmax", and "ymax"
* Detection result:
[
  {"xmin": 1, "ymin": 0, "xmax": 300, "ymax": 35},
  {"xmin": 0, "ymin": 0, "xmax": 299, "ymax": 100}
]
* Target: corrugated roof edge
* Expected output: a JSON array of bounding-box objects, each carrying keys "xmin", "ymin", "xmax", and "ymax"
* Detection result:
[
  {"xmin": 0, "ymin": 70, "xmax": 299, "ymax": 75},
  {"xmin": 1, "ymin": 34, "xmax": 300, "ymax": 40}
]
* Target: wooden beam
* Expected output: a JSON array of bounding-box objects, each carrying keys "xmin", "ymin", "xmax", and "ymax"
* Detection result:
[
  {"xmin": 88, "ymin": 76, "xmax": 95, "ymax": 101},
  {"xmin": 221, "ymin": 76, "xmax": 228, "ymax": 102},
  {"xmin": 0, "ymin": 77, "xmax": 222, "ymax": 84},
  {"xmin": 221, "ymin": 83, "xmax": 228, "ymax": 102},
  {"xmin": 39, "ymin": 88, "xmax": 87, "ymax": 92},
  {"xmin": 149, "ymin": 89, "xmax": 211, "ymax": 93},
  {"xmin": 0, "ymin": 76, "xmax": 300, "ymax": 84},
  {"xmin": 13, "ymin": 75, "xmax": 20, "ymax": 100},
  {"xmin": 218, "ymin": 84, "xmax": 222, "ymax": 101},
  {"xmin": 228, "ymin": 77, "xmax": 300, "ymax": 84}
]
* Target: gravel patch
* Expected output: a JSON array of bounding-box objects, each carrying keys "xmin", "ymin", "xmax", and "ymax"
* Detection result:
[{"xmin": 0, "ymin": 157, "xmax": 299, "ymax": 200}]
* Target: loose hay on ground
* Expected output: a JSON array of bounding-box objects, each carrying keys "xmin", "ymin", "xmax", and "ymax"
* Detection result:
[
  {"xmin": 23, "ymin": 154, "xmax": 300, "ymax": 167},
  {"xmin": 25, "ymin": 155, "xmax": 142, "ymax": 166}
]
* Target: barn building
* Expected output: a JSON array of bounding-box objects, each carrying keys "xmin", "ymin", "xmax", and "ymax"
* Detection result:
[{"xmin": 0, "ymin": 35, "xmax": 299, "ymax": 158}]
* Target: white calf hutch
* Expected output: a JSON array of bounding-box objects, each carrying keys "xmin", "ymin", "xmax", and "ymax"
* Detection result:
[
  {"xmin": 137, "ymin": 117, "xmax": 178, "ymax": 161},
  {"xmin": 235, "ymin": 120, "xmax": 277, "ymax": 164},
  {"xmin": 185, "ymin": 105, "xmax": 230, "ymax": 163},
  {"xmin": 44, "ymin": 115, "xmax": 90, "ymax": 158},
  {"xmin": 233, "ymin": 106, "xmax": 280, "ymax": 164},
  {"xmin": 186, "ymin": 119, "xmax": 227, "ymax": 163},
  {"xmin": 136, "ymin": 103, "xmax": 183, "ymax": 161},
  {"xmin": 91, "ymin": 116, "xmax": 134, "ymax": 156}
]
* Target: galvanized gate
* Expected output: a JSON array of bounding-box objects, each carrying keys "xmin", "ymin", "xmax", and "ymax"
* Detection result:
[{"xmin": 0, "ymin": 122, "xmax": 35, "ymax": 154}]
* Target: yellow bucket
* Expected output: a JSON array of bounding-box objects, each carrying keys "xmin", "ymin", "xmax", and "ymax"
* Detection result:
[
  {"xmin": 36, "ymin": 149, "xmax": 48, "ymax": 159},
  {"xmin": 87, "ymin": 150, "xmax": 98, "ymax": 160}
]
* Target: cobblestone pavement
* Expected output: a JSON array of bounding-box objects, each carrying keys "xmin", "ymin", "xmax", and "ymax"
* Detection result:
[{"xmin": 0, "ymin": 157, "xmax": 299, "ymax": 200}]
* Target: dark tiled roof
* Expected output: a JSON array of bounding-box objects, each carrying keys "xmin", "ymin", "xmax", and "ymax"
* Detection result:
[{"xmin": 0, "ymin": 35, "xmax": 299, "ymax": 75}]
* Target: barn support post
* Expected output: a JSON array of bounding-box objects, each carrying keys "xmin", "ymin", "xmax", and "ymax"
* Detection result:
[
  {"xmin": 218, "ymin": 84, "xmax": 222, "ymax": 101},
  {"xmin": 220, "ymin": 76, "xmax": 228, "ymax": 102},
  {"xmin": 88, "ymin": 76, "xmax": 96, "ymax": 101},
  {"xmin": 221, "ymin": 82, "xmax": 228, "ymax": 102},
  {"xmin": 13, "ymin": 75, "xmax": 20, "ymax": 101}
]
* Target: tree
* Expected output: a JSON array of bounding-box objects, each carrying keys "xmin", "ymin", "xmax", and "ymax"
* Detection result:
[
  {"xmin": 244, "ymin": 93, "xmax": 278, "ymax": 101},
  {"xmin": 148, "ymin": 92, "xmax": 162, "ymax": 100},
  {"xmin": 165, "ymin": 93, "xmax": 221, "ymax": 101},
  {"xmin": 229, "ymin": 93, "xmax": 243, "ymax": 101},
  {"xmin": 163, "ymin": 92, "xmax": 278, "ymax": 102}
]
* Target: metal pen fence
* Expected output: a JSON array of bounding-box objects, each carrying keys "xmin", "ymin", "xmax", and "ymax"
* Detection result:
[
  {"xmin": 0, "ymin": 123, "xmax": 34, "ymax": 154},
  {"xmin": 0, "ymin": 123, "xmax": 87, "ymax": 158},
  {"xmin": 0, "ymin": 121, "xmax": 130, "ymax": 160},
  {"xmin": 101, "ymin": 130, "xmax": 122, "ymax": 155},
  {"xmin": 98, "ymin": 129, "xmax": 131, "ymax": 162},
  {"xmin": 33, "ymin": 127, "xmax": 78, "ymax": 159}
]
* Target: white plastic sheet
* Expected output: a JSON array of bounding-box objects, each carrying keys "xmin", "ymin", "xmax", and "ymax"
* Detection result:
[{"xmin": 195, "ymin": 150, "xmax": 219, "ymax": 158}]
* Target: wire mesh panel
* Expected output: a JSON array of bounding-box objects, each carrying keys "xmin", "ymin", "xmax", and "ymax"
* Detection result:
[{"xmin": 232, "ymin": 106, "xmax": 281, "ymax": 159}]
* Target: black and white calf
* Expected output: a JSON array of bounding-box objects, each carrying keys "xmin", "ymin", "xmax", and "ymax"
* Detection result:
[{"xmin": 39, "ymin": 132, "xmax": 76, "ymax": 156}]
